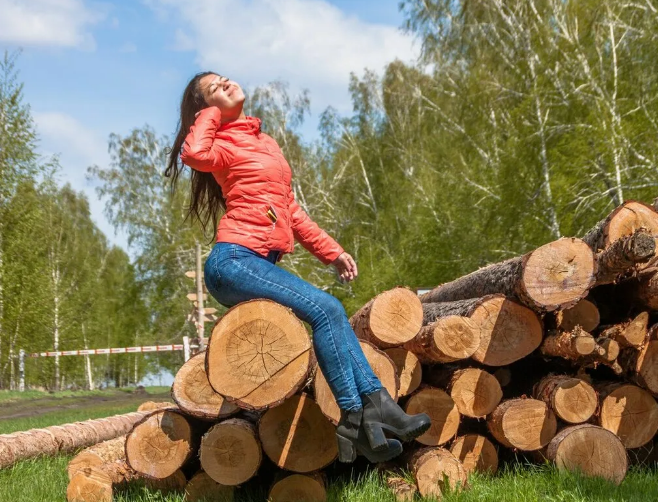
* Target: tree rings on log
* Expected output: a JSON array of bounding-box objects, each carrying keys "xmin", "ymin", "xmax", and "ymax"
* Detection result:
[
  {"xmin": 448, "ymin": 368, "xmax": 502, "ymax": 418},
  {"xmin": 314, "ymin": 340, "xmax": 398, "ymax": 425},
  {"xmin": 546, "ymin": 424, "xmax": 628, "ymax": 485},
  {"xmin": 487, "ymin": 399, "xmax": 557, "ymax": 451},
  {"xmin": 199, "ymin": 418, "xmax": 261, "ymax": 486},
  {"xmin": 258, "ymin": 393, "xmax": 337, "ymax": 472},
  {"xmin": 407, "ymin": 447, "xmax": 467, "ymax": 499},
  {"xmin": 541, "ymin": 327, "xmax": 597, "ymax": 361},
  {"xmin": 404, "ymin": 386, "xmax": 460, "ymax": 446},
  {"xmin": 207, "ymin": 299, "xmax": 312, "ymax": 410},
  {"xmin": 450, "ymin": 434, "xmax": 499, "ymax": 474},
  {"xmin": 185, "ymin": 471, "xmax": 234, "ymax": 502},
  {"xmin": 583, "ymin": 200, "xmax": 658, "ymax": 253},
  {"xmin": 600, "ymin": 312, "xmax": 650, "ymax": 349},
  {"xmin": 598, "ymin": 383, "xmax": 658, "ymax": 449},
  {"xmin": 125, "ymin": 409, "xmax": 194, "ymax": 479},
  {"xmin": 419, "ymin": 238, "xmax": 595, "ymax": 312},
  {"xmin": 268, "ymin": 472, "xmax": 326, "ymax": 502},
  {"xmin": 172, "ymin": 352, "xmax": 240, "ymax": 420},
  {"xmin": 349, "ymin": 286, "xmax": 423, "ymax": 348},
  {"xmin": 384, "ymin": 348, "xmax": 422, "ymax": 397},
  {"xmin": 404, "ymin": 315, "xmax": 481, "ymax": 363},
  {"xmin": 622, "ymin": 336, "xmax": 658, "ymax": 395},
  {"xmin": 534, "ymin": 375, "xmax": 597, "ymax": 424},
  {"xmin": 556, "ymin": 299, "xmax": 600, "ymax": 332},
  {"xmin": 471, "ymin": 296, "xmax": 542, "ymax": 366}
]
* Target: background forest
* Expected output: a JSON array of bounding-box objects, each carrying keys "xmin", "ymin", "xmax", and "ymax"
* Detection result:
[{"xmin": 1, "ymin": 0, "xmax": 657, "ymax": 390}]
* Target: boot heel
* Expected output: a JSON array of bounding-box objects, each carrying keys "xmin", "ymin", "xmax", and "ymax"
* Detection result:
[
  {"xmin": 336, "ymin": 434, "xmax": 357, "ymax": 463},
  {"xmin": 363, "ymin": 422, "xmax": 388, "ymax": 451}
]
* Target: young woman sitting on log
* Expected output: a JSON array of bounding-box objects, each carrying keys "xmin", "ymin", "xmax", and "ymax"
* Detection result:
[{"xmin": 165, "ymin": 72, "xmax": 430, "ymax": 463}]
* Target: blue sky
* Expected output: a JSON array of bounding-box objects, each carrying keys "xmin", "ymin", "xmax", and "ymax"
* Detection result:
[{"xmin": 0, "ymin": 0, "xmax": 419, "ymax": 253}]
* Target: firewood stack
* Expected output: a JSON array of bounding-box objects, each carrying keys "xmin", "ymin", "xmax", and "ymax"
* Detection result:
[{"xmin": 66, "ymin": 200, "xmax": 658, "ymax": 501}]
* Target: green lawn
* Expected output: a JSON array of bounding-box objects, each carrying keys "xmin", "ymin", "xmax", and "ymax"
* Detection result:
[{"xmin": 0, "ymin": 391, "xmax": 656, "ymax": 501}]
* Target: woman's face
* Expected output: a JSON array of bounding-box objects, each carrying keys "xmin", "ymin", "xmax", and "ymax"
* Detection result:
[{"xmin": 199, "ymin": 73, "xmax": 245, "ymax": 120}]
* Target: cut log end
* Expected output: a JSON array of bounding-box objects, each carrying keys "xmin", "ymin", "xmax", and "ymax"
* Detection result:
[
  {"xmin": 268, "ymin": 473, "xmax": 327, "ymax": 502},
  {"xmin": 535, "ymin": 376, "xmax": 597, "ymax": 424},
  {"xmin": 172, "ymin": 352, "xmax": 239, "ymax": 420},
  {"xmin": 521, "ymin": 238, "xmax": 595, "ymax": 311},
  {"xmin": 207, "ymin": 299, "xmax": 312, "ymax": 410},
  {"xmin": 557, "ymin": 299, "xmax": 600, "ymax": 332},
  {"xmin": 384, "ymin": 348, "xmax": 422, "ymax": 397},
  {"xmin": 367, "ymin": 287, "xmax": 424, "ymax": 347},
  {"xmin": 258, "ymin": 394, "xmax": 337, "ymax": 473},
  {"xmin": 125, "ymin": 410, "xmax": 193, "ymax": 479},
  {"xmin": 487, "ymin": 399, "xmax": 557, "ymax": 451},
  {"xmin": 449, "ymin": 368, "xmax": 502, "ymax": 418},
  {"xmin": 199, "ymin": 418, "xmax": 262, "ymax": 486},
  {"xmin": 547, "ymin": 424, "xmax": 628, "ymax": 485},
  {"xmin": 450, "ymin": 434, "xmax": 499, "ymax": 474},
  {"xmin": 599, "ymin": 384, "xmax": 658, "ymax": 449},
  {"xmin": 185, "ymin": 471, "xmax": 235, "ymax": 502},
  {"xmin": 471, "ymin": 296, "xmax": 543, "ymax": 366},
  {"xmin": 405, "ymin": 387, "xmax": 460, "ymax": 446},
  {"xmin": 409, "ymin": 447, "xmax": 467, "ymax": 499}
]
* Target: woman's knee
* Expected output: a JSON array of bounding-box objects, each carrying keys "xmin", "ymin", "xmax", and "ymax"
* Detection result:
[{"xmin": 313, "ymin": 293, "xmax": 346, "ymax": 323}]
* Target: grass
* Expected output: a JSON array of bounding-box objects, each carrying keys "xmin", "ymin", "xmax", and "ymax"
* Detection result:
[
  {"xmin": 0, "ymin": 386, "xmax": 170, "ymax": 404},
  {"xmin": 0, "ymin": 394, "xmax": 657, "ymax": 501}
]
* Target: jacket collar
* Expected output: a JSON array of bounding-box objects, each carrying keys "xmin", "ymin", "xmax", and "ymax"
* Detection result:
[{"xmin": 219, "ymin": 116, "xmax": 262, "ymax": 136}]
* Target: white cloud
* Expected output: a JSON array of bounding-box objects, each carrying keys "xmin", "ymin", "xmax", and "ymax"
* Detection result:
[
  {"xmin": 34, "ymin": 111, "xmax": 130, "ymax": 252},
  {"xmin": 0, "ymin": 0, "xmax": 104, "ymax": 49},
  {"xmin": 151, "ymin": 0, "xmax": 419, "ymax": 115}
]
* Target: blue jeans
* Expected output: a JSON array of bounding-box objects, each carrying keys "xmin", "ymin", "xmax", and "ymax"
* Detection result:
[{"xmin": 204, "ymin": 242, "xmax": 383, "ymax": 411}]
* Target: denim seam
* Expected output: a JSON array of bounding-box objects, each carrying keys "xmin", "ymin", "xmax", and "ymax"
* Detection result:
[
  {"xmin": 228, "ymin": 258, "xmax": 361, "ymax": 409},
  {"xmin": 346, "ymin": 342, "xmax": 380, "ymax": 390}
]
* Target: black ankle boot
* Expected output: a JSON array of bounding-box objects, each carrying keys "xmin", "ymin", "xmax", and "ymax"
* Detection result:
[
  {"xmin": 361, "ymin": 387, "xmax": 431, "ymax": 451},
  {"xmin": 335, "ymin": 407, "xmax": 404, "ymax": 463}
]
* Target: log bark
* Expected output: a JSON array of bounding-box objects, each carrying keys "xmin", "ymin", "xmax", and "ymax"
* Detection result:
[
  {"xmin": 258, "ymin": 393, "xmax": 337, "ymax": 472},
  {"xmin": 420, "ymin": 296, "xmax": 542, "ymax": 366},
  {"xmin": 449, "ymin": 434, "xmax": 499, "ymax": 474},
  {"xmin": 427, "ymin": 367, "xmax": 503, "ymax": 419},
  {"xmin": 349, "ymin": 286, "xmax": 424, "ymax": 348},
  {"xmin": 406, "ymin": 447, "xmax": 467, "ymax": 499},
  {"xmin": 546, "ymin": 424, "xmax": 628, "ymax": 485},
  {"xmin": 172, "ymin": 352, "xmax": 240, "ymax": 420},
  {"xmin": 625, "ymin": 270, "xmax": 658, "ymax": 311},
  {"xmin": 137, "ymin": 401, "xmax": 176, "ymax": 412},
  {"xmin": 184, "ymin": 471, "xmax": 235, "ymax": 502},
  {"xmin": 600, "ymin": 312, "xmax": 650, "ymax": 349},
  {"xmin": 556, "ymin": 299, "xmax": 600, "ymax": 332},
  {"xmin": 487, "ymin": 398, "xmax": 557, "ymax": 451},
  {"xmin": 268, "ymin": 472, "xmax": 327, "ymax": 502},
  {"xmin": 419, "ymin": 238, "xmax": 596, "ymax": 312},
  {"xmin": 199, "ymin": 418, "xmax": 262, "ymax": 486},
  {"xmin": 582, "ymin": 200, "xmax": 658, "ymax": 252},
  {"xmin": 618, "ymin": 325, "xmax": 658, "ymax": 395},
  {"xmin": 534, "ymin": 375, "xmax": 597, "ymax": 424},
  {"xmin": 206, "ymin": 299, "xmax": 313, "ymax": 411},
  {"xmin": 597, "ymin": 383, "xmax": 658, "ymax": 449},
  {"xmin": 313, "ymin": 340, "xmax": 398, "ymax": 425},
  {"xmin": 0, "ymin": 411, "xmax": 148, "ymax": 469},
  {"xmin": 540, "ymin": 327, "xmax": 597, "ymax": 361},
  {"xmin": 125, "ymin": 408, "xmax": 197, "ymax": 479},
  {"xmin": 593, "ymin": 229, "xmax": 656, "ymax": 285},
  {"xmin": 383, "ymin": 348, "xmax": 422, "ymax": 397},
  {"xmin": 68, "ymin": 436, "xmax": 127, "ymax": 480},
  {"xmin": 404, "ymin": 386, "xmax": 460, "ymax": 446}
]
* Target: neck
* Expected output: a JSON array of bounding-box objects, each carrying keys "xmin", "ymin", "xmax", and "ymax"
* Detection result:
[{"xmin": 221, "ymin": 109, "xmax": 247, "ymax": 125}]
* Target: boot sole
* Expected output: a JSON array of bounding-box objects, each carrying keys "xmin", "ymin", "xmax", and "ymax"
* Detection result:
[
  {"xmin": 368, "ymin": 417, "xmax": 432, "ymax": 451},
  {"xmin": 336, "ymin": 434, "xmax": 403, "ymax": 463}
]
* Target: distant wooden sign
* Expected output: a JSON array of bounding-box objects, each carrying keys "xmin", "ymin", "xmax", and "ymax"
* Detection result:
[
  {"xmin": 185, "ymin": 270, "xmax": 196, "ymax": 279},
  {"xmin": 187, "ymin": 293, "xmax": 208, "ymax": 301}
]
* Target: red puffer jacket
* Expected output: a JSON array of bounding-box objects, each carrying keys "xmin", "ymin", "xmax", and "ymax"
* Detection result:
[{"xmin": 180, "ymin": 106, "xmax": 344, "ymax": 265}]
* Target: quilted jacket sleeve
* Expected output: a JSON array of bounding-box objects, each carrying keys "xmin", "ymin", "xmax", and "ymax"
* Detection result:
[
  {"xmin": 288, "ymin": 188, "xmax": 344, "ymax": 265},
  {"xmin": 180, "ymin": 106, "xmax": 235, "ymax": 172}
]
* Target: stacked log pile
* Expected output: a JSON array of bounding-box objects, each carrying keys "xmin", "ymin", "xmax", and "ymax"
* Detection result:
[{"xmin": 64, "ymin": 199, "xmax": 658, "ymax": 501}]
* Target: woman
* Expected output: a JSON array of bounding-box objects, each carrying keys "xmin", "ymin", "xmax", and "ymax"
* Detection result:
[{"xmin": 165, "ymin": 71, "xmax": 431, "ymax": 464}]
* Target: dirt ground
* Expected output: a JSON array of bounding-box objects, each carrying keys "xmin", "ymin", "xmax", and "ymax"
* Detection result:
[{"xmin": 0, "ymin": 390, "xmax": 172, "ymax": 421}]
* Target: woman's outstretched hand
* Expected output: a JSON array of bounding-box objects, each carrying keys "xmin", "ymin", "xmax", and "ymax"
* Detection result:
[{"xmin": 331, "ymin": 252, "xmax": 358, "ymax": 283}]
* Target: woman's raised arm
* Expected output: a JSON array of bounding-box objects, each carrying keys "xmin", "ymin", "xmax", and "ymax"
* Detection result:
[{"xmin": 180, "ymin": 106, "xmax": 235, "ymax": 172}]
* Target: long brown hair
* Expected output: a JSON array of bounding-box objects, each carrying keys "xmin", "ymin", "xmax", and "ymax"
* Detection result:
[{"xmin": 165, "ymin": 71, "xmax": 226, "ymax": 239}]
